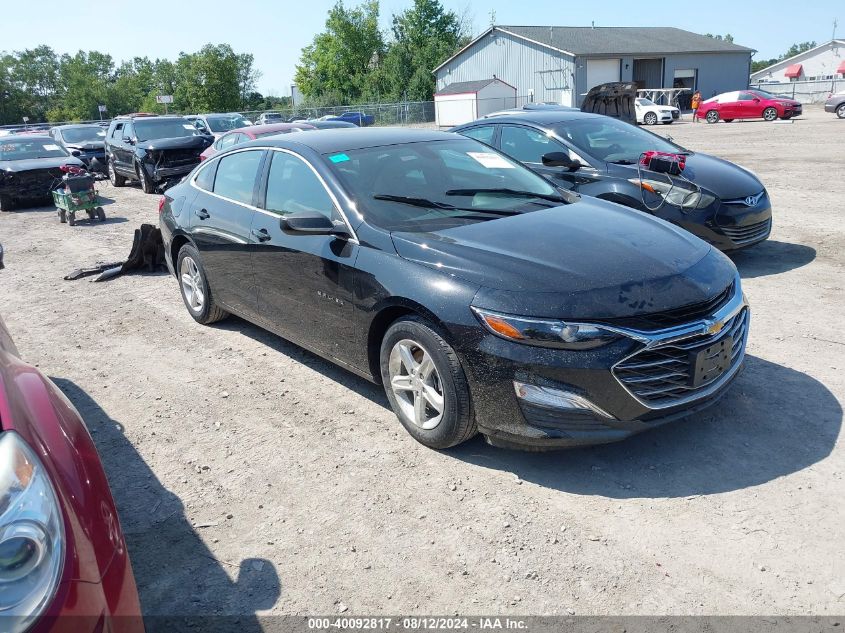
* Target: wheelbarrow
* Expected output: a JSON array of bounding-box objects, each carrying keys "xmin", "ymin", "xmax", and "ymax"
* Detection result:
[{"xmin": 52, "ymin": 166, "xmax": 106, "ymax": 226}]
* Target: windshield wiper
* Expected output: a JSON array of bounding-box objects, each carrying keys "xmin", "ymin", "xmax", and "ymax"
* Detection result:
[
  {"xmin": 609, "ymin": 159, "xmax": 637, "ymax": 165},
  {"xmin": 373, "ymin": 194, "xmax": 463, "ymax": 210},
  {"xmin": 445, "ymin": 188, "xmax": 567, "ymax": 203},
  {"xmin": 450, "ymin": 209, "xmax": 525, "ymax": 220}
]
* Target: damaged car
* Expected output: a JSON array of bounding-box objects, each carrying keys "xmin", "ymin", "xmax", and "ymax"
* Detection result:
[
  {"xmin": 160, "ymin": 129, "xmax": 748, "ymax": 451},
  {"xmin": 104, "ymin": 115, "xmax": 213, "ymax": 194},
  {"xmin": 0, "ymin": 135, "xmax": 84, "ymax": 211},
  {"xmin": 49, "ymin": 124, "xmax": 108, "ymax": 175}
]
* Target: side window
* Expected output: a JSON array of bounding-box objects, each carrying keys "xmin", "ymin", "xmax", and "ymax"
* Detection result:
[
  {"xmin": 738, "ymin": 93, "xmax": 755, "ymax": 101},
  {"xmin": 212, "ymin": 150, "xmax": 263, "ymax": 205},
  {"xmin": 111, "ymin": 123, "xmax": 123, "ymax": 139},
  {"xmin": 500, "ymin": 126, "xmax": 566, "ymax": 164},
  {"xmin": 264, "ymin": 152, "xmax": 336, "ymax": 218},
  {"xmin": 218, "ymin": 134, "xmax": 238, "ymax": 150},
  {"xmin": 462, "ymin": 126, "xmax": 496, "ymax": 146},
  {"xmin": 123, "ymin": 122, "xmax": 134, "ymax": 140},
  {"xmin": 194, "ymin": 160, "xmax": 218, "ymax": 191}
]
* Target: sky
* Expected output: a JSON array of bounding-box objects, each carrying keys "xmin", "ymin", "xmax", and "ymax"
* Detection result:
[{"xmin": 2, "ymin": 0, "xmax": 840, "ymax": 96}]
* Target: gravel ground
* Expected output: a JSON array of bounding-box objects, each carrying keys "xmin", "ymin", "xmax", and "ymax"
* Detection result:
[{"xmin": 0, "ymin": 107, "xmax": 842, "ymax": 623}]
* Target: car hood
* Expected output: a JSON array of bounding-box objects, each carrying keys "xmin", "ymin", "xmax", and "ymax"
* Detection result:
[
  {"xmin": 135, "ymin": 136, "xmax": 212, "ymax": 151},
  {"xmin": 1, "ymin": 156, "xmax": 84, "ymax": 172},
  {"xmin": 391, "ymin": 199, "xmax": 737, "ymax": 319},
  {"xmin": 65, "ymin": 142, "xmax": 105, "ymax": 152},
  {"xmin": 609, "ymin": 152, "xmax": 764, "ymax": 199}
]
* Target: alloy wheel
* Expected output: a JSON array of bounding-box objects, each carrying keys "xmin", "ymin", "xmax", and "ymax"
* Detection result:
[
  {"xmin": 837, "ymin": 104, "xmax": 845, "ymax": 119},
  {"xmin": 763, "ymin": 107, "xmax": 778, "ymax": 121},
  {"xmin": 645, "ymin": 112, "xmax": 657, "ymax": 125},
  {"xmin": 388, "ymin": 339, "xmax": 445, "ymax": 430},
  {"xmin": 180, "ymin": 256, "xmax": 205, "ymax": 313}
]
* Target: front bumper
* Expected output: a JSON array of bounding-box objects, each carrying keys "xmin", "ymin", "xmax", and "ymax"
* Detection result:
[
  {"xmin": 141, "ymin": 161, "xmax": 199, "ymax": 183},
  {"xmin": 460, "ymin": 285, "xmax": 749, "ymax": 449}
]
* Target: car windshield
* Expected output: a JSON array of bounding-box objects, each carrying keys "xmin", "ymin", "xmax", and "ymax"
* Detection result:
[
  {"xmin": 133, "ymin": 119, "xmax": 204, "ymax": 141},
  {"xmin": 327, "ymin": 138, "xmax": 566, "ymax": 232},
  {"xmin": 750, "ymin": 90, "xmax": 781, "ymax": 100},
  {"xmin": 59, "ymin": 127, "xmax": 106, "ymax": 143},
  {"xmin": 263, "ymin": 113, "xmax": 282, "ymax": 120},
  {"xmin": 0, "ymin": 139, "xmax": 69, "ymax": 160},
  {"xmin": 554, "ymin": 118, "xmax": 684, "ymax": 164},
  {"xmin": 205, "ymin": 115, "xmax": 249, "ymax": 132},
  {"xmin": 636, "ymin": 98, "xmax": 656, "ymax": 106}
]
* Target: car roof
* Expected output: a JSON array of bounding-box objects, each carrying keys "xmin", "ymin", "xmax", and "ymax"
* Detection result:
[
  {"xmin": 238, "ymin": 122, "xmax": 314, "ymax": 136},
  {"xmin": 52, "ymin": 123, "xmax": 103, "ymax": 130},
  {"xmin": 457, "ymin": 110, "xmax": 606, "ymax": 128},
  {"xmin": 240, "ymin": 127, "xmax": 462, "ymax": 154}
]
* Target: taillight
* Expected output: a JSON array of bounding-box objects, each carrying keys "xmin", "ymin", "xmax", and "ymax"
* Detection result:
[{"xmin": 158, "ymin": 196, "xmax": 167, "ymax": 213}]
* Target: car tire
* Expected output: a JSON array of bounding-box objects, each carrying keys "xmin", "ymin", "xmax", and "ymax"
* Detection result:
[
  {"xmin": 0, "ymin": 195, "xmax": 14, "ymax": 212},
  {"xmin": 380, "ymin": 316, "xmax": 476, "ymax": 449},
  {"xmin": 644, "ymin": 112, "xmax": 658, "ymax": 125},
  {"xmin": 705, "ymin": 110, "xmax": 719, "ymax": 124},
  {"xmin": 176, "ymin": 243, "xmax": 228, "ymax": 325},
  {"xmin": 837, "ymin": 104, "xmax": 845, "ymax": 119},
  {"xmin": 763, "ymin": 107, "xmax": 778, "ymax": 122},
  {"xmin": 108, "ymin": 160, "xmax": 126, "ymax": 187},
  {"xmin": 136, "ymin": 162, "xmax": 155, "ymax": 194}
]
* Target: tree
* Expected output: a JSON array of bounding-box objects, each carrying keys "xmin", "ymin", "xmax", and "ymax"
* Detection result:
[
  {"xmin": 783, "ymin": 41, "xmax": 816, "ymax": 58},
  {"xmin": 294, "ymin": 1, "xmax": 385, "ymax": 103},
  {"xmin": 704, "ymin": 33, "xmax": 735, "ymax": 43},
  {"xmin": 174, "ymin": 44, "xmax": 243, "ymax": 112},
  {"xmin": 382, "ymin": 0, "xmax": 468, "ymax": 101}
]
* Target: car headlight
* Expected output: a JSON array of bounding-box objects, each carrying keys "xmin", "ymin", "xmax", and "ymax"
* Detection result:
[
  {"xmin": 629, "ymin": 178, "xmax": 716, "ymax": 209},
  {"xmin": 0, "ymin": 432, "xmax": 65, "ymax": 633},
  {"xmin": 472, "ymin": 308, "xmax": 620, "ymax": 350}
]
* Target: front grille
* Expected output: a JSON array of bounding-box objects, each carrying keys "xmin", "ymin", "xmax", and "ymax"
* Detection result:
[
  {"xmin": 614, "ymin": 307, "xmax": 748, "ymax": 407},
  {"xmin": 598, "ymin": 282, "xmax": 734, "ymax": 331},
  {"xmin": 671, "ymin": 110, "xmax": 680, "ymax": 119},
  {"xmin": 720, "ymin": 219, "xmax": 771, "ymax": 246},
  {"xmin": 161, "ymin": 149, "xmax": 201, "ymax": 167}
]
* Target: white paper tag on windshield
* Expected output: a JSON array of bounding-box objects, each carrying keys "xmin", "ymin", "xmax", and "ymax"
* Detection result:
[
  {"xmin": 183, "ymin": 124, "xmax": 195, "ymax": 130},
  {"xmin": 467, "ymin": 152, "xmax": 514, "ymax": 169},
  {"xmin": 44, "ymin": 144, "xmax": 61, "ymax": 151}
]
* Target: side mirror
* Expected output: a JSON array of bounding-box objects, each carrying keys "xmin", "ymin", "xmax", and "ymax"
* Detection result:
[
  {"xmin": 542, "ymin": 151, "xmax": 580, "ymax": 172},
  {"xmin": 123, "ymin": 136, "xmax": 135, "ymax": 144},
  {"xmin": 70, "ymin": 150, "xmax": 82, "ymax": 157},
  {"xmin": 279, "ymin": 210, "xmax": 349, "ymax": 237},
  {"xmin": 753, "ymin": 98, "xmax": 761, "ymax": 102}
]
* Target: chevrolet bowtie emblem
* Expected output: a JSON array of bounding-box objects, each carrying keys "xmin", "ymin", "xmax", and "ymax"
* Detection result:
[{"xmin": 706, "ymin": 319, "xmax": 725, "ymax": 336}]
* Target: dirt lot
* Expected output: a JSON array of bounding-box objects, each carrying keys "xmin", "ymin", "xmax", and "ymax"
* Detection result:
[{"xmin": 0, "ymin": 107, "xmax": 843, "ymax": 622}]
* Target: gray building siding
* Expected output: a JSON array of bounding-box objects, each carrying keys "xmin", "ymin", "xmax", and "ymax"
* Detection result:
[
  {"xmin": 434, "ymin": 30, "xmax": 576, "ymax": 105},
  {"xmin": 435, "ymin": 29, "xmax": 753, "ymax": 108}
]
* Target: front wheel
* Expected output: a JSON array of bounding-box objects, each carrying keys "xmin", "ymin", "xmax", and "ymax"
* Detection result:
[
  {"xmin": 108, "ymin": 160, "xmax": 126, "ymax": 187},
  {"xmin": 136, "ymin": 163, "xmax": 155, "ymax": 194},
  {"xmin": 763, "ymin": 107, "xmax": 778, "ymax": 122},
  {"xmin": 380, "ymin": 316, "xmax": 476, "ymax": 449},
  {"xmin": 176, "ymin": 244, "xmax": 228, "ymax": 325},
  {"xmin": 837, "ymin": 103, "xmax": 845, "ymax": 119},
  {"xmin": 705, "ymin": 110, "xmax": 720, "ymax": 124},
  {"xmin": 643, "ymin": 112, "xmax": 658, "ymax": 125}
]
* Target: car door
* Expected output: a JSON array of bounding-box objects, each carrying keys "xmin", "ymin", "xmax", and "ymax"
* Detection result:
[
  {"xmin": 108, "ymin": 122, "xmax": 130, "ymax": 173},
  {"xmin": 250, "ymin": 148, "xmax": 359, "ymax": 362},
  {"xmin": 497, "ymin": 124, "xmax": 598, "ymax": 192},
  {"xmin": 189, "ymin": 148, "xmax": 264, "ymax": 318},
  {"xmin": 735, "ymin": 92, "xmax": 758, "ymax": 120}
]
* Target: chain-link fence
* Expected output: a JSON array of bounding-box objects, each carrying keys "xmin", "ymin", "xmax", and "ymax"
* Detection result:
[{"xmin": 752, "ymin": 79, "xmax": 844, "ymax": 103}]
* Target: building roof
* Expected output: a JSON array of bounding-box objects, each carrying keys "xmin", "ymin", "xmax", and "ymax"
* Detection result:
[
  {"xmin": 750, "ymin": 40, "xmax": 845, "ymax": 80},
  {"xmin": 434, "ymin": 78, "xmax": 510, "ymax": 95},
  {"xmin": 434, "ymin": 25, "xmax": 753, "ymax": 74}
]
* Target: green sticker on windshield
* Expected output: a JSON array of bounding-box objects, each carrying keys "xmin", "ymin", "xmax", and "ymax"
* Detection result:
[{"xmin": 329, "ymin": 153, "xmax": 350, "ymax": 163}]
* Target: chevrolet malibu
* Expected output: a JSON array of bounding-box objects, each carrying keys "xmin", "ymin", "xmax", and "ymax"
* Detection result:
[{"xmin": 159, "ymin": 129, "xmax": 748, "ymax": 450}]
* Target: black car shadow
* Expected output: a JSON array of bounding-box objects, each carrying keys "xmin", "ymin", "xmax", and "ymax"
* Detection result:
[
  {"xmin": 52, "ymin": 379, "xmax": 281, "ymax": 632},
  {"xmin": 215, "ymin": 315, "xmax": 389, "ymax": 407},
  {"xmin": 448, "ymin": 355, "xmax": 841, "ymax": 498},
  {"xmin": 729, "ymin": 240, "xmax": 816, "ymax": 278}
]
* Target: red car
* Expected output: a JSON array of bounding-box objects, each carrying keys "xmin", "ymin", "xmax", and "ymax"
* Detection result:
[
  {"xmin": 0, "ymin": 247, "xmax": 143, "ymax": 633},
  {"xmin": 199, "ymin": 122, "xmax": 315, "ymax": 161},
  {"xmin": 697, "ymin": 89, "xmax": 802, "ymax": 124}
]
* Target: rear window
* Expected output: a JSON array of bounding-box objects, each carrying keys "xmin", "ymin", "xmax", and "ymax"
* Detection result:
[
  {"xmin": 212, "ymin": 150, "xmax": 263, "ymax": 204},
  {"xmin": 60, "ymin": 127, "xmax": 106, "ymax": 144},
  {"xmin": 0, "ymin": 139, "xmax": 69, "ymax": 161}
]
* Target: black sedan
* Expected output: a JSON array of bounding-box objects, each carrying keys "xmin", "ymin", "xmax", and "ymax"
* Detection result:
[
  {"xmin": 0, "ymin": 135, "xmax": 84, "ymax": 211},
  {"xmin": 159, "ymin": 129, "xmax": 747, "ymax": 450},
  {"xmin": 452, "ymin": 111, "xmax": 772, "ymax": 251},
  {"xmin": 49, "ymin": 124, "xmax": 108, "ymax": 174}
]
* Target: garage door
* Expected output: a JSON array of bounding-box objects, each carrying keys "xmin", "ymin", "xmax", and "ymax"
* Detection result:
[{"xmin": 586, "ymin": 58, "xmax": 621, "ymax": 90}]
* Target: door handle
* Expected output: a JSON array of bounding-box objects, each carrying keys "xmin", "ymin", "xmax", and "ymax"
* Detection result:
[
  {"xmin": 251, "ymin": 228, "xmax": 271, "ymax": 242},
  {"xmin": 195, "ymin": 208, "xmax": 210, "ymax": 220}
]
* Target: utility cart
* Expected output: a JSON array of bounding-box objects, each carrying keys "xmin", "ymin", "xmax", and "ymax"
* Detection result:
[{"xmin": 52, "ymin": 165, "xmax": 105, "ymax": 226}]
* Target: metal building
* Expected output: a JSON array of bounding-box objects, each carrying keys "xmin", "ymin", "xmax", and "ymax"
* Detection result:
[{"xmin": 433, "ymin": 26, "xmax": 754, "ymax": 108}]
